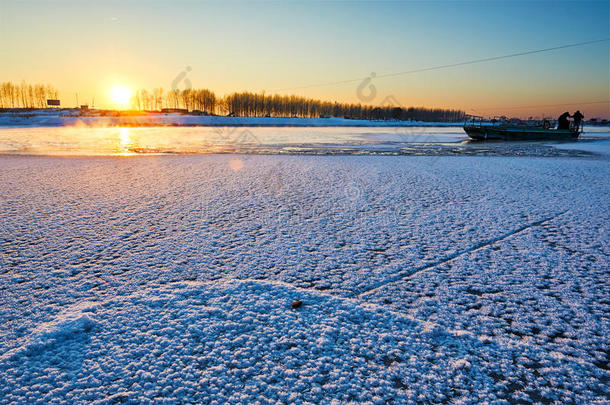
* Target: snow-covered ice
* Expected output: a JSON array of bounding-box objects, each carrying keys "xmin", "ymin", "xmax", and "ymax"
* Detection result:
[
  {"xmin": 0, "ymin": 150, "xmax": 609, "ymax": 403},
  {"xmin": 0, "ymin": 279, "xmax": 558, "ymax": 404},
  {"xmin": 551, "ymin": 139, "xmax": 610, "ymax": 156}
]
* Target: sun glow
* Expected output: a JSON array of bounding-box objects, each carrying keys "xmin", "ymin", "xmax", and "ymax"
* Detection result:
[{"xmin": 110, "ymin": 85, "xmax": 132, "ymax": 109}]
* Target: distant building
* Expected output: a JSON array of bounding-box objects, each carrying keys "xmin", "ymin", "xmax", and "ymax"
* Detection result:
[
  {"xmin": 319, "ymin": 114, "xmax": 331, "ymax": 118},
  {"xmin": 47, "ymin": 99, "xmax": 60, "ymax": 107}
]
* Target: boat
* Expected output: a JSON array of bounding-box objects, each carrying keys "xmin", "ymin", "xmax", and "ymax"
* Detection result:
[{"xmin": 463, "ymin": 116, "xmax": 581, "ymax": 141}]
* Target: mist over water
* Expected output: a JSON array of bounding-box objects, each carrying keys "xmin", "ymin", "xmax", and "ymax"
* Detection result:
[{"xmin": 0, "ymin": 126, "xmax": 608, "ymax": 156}]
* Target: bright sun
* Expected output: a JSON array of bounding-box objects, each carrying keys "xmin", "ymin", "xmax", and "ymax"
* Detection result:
[{"xmin": 110, "ymin": 85, "xmax": 132, "ymax": 108}]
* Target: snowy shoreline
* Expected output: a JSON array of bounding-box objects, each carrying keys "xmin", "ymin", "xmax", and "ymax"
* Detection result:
[{"xmin": 0, "ymin": 110, "xmax": 461, "ymax": 128}]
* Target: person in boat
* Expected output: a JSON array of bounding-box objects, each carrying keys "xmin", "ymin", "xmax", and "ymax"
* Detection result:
[
  {"xmin": 557, "ymin": 112, "xmax": 571, "ymax": 130},
  {"xmin": 572, "ymin": 110, "xmax": 584, "ymax": 130}
]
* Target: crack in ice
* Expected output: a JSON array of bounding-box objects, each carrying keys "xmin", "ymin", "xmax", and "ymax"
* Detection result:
[{"xmin": 354, "ymin": 210, "xmax": 571, "ymax": 298}]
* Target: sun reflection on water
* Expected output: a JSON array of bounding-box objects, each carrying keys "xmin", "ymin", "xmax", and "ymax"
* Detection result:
[{"xmin": 117, "ymin": 127, "xmax": 134, "ymax": 155}]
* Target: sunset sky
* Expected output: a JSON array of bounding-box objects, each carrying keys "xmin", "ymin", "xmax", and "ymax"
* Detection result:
[{"xmin": 1, "ymin": 0, "xmax": 609, "ymax": 117}]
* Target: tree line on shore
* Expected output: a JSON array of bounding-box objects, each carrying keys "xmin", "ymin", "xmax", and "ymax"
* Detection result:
[
  {"xmin": 0, "ymin": 81, "xmax": 466, "ymax": 122},
  {"xmin": 131, "ymin": 88, "xmax": 217, "ymax": 113},
  {"xmin": 133, "ymin": 88, "xmax": 465, "ymax": 122},
  {"xmin": 132, "ymin": 88, "xmax": 465, "ymax": 122},
  {"xmin": 223, "ymin": 92, "xmax": 465, "ymax": 122},
  {"xmin": 0, "ymin": 81, "xmax": 59, "ymax": 109}
]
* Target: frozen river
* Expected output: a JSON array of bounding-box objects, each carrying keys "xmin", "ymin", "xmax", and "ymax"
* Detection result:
[
  {"xmin": 0, "ymin": 126, "xmax": 609, "ymax": 403},
  {"xmin": 0, "ymin": 125, "xmax": 609, "ymax": 156}
]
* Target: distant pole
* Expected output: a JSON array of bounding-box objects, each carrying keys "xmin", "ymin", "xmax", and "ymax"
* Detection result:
[{"xmin": 76, "ymin": 93, "xmax": 79, "ymax": 107}]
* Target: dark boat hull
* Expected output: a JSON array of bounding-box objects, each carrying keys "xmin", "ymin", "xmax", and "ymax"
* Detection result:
[{"xmin": 464, "ymin": 126, "xmax": 579, "ymax": 141}]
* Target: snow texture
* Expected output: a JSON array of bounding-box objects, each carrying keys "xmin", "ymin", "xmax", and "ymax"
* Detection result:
[{"xmin": 0, "ymin": 153, "xmax": 609, "ymax": 403}]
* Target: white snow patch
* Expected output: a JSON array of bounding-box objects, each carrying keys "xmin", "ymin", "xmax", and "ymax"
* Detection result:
[
  {"xmin": 1, "ymin": 279, "xmax": 511, "ymax": 404},
  {"xmin": 0, "ymin": 153, "xmax": 607, "ymax": 403},
  {"xmin": 551, "ymin": 139, "xmax": 610, "ymax": 156}
]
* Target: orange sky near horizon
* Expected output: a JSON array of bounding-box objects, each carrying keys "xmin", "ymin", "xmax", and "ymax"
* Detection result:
[{"xmin": 1, "ymin": 1, "xmax": 608, "ymax": 118}]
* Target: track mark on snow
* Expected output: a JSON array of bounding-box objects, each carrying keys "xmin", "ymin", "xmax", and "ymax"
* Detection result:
[{"xmin": 354, "ymin": 210, "xmax": 570, "ymax": 298}]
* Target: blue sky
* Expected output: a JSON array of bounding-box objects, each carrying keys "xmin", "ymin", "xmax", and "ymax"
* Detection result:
[{"xmin": 1, "ymin": 0, "xmax": 608, "ymax": 116}]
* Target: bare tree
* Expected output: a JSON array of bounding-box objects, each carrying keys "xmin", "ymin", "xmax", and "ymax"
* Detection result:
[
  {"xmin": 124, "ymin": 85, "xmax": 465, "ymax": 121},
  {"xmin": 0, "ymin": 81, "xmax": 57, "ymax": 108}
]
